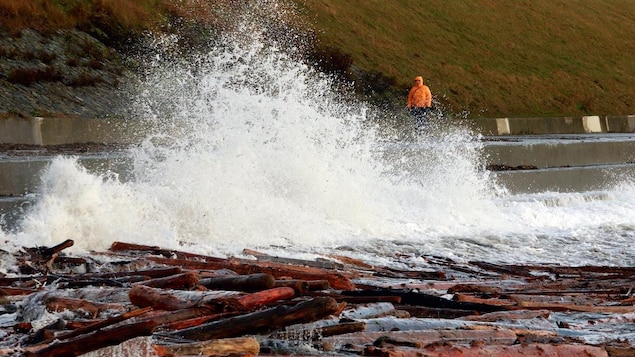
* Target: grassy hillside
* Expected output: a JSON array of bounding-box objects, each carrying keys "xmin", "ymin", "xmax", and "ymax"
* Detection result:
[
  {"xmin": 293, "ymin": 0, "xmax": 635, "ymax": 118},
  {"xmin": 1, "ymin": 0, "xmax": 634, "ymax": 118}
]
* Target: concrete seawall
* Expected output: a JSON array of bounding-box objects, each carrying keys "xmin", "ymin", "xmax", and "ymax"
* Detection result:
[
  {"xmin": 0, "ymin": 117, "xmax": 149, "ymax": 145},
  {"xmin": 474, "ymin": 115, "xmax": 635, "ymax": 136},
  {"xmin": 483, "ymin": 137, "xmax": 635, "ymax": 169},
  {"xmin": 1, "ymin": 115, "xmax": 635, "ymax": 145}
]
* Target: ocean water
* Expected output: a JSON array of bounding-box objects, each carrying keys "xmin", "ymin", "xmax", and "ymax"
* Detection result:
[{"xmin": 2, "ymin": 4, "xmax": 635, "ymax": 270}]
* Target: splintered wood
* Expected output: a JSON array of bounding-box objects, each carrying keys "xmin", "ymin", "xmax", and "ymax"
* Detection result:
[{"xmin": 0, "ymin": 240, "xmax": 633, "ymax": 356}]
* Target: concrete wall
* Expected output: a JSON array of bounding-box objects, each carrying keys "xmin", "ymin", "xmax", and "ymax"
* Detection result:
[
  {"xmin": 474, "ymin": 115, "xmax": 635, "ymax": 136},
  {"xmin": 0, "ymin": 117, "xmax": 41, "ymax": 144},
  {"xmin": 1, "ymin": 115, "xmax": 635, "ymax": 145},
  {"xmin": 483, "ymin": 141, "xmax": 635, "ymax": 169},
  {"xmin": 0, "ymin": 117, "xmax": 150, "ymax": 145}
]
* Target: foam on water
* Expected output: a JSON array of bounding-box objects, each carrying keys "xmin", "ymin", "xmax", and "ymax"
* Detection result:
[{"xmin": 2, "ymin": 2, "xmax": 635, "ymax": 267}]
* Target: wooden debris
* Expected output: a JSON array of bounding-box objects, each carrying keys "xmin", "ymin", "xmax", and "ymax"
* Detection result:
[
  {"xmin": 45, "ymin": 296, "xmax": 126, "ymax": 316},
  {"xmin": 148, "ymin": 255, "xmax": 357, "ymax": 290},
  {"xmin": 39, "ymin": 307, "xmax": 152, "ymax": 345},
  {"xmin": 19, "ymin": 239, "xmax": 75, "ymax": 274},
  {"xmin": 232, "ymin": 286, "xmax": 296, "ymax": 310},
  {"xmin": 134, "ymin": 271, "xmax": 200, "ymax": 289},
  {"xmin": 1, "ymin": 239, "xmax": 633, "ymax": 356},
  {"xmin": 169, "ymin": 296, "xmax": 340, "ymax": 341},
  {"xmin": 129, "ymin": 285, "xmax": 206, "ymax": 311},
  {"xmin": 26, "ymin": 239, "xmax": 74, "ymax": 259},
  {"xmin": 199, "ymin": 273, "xmax": 275, "ymax": 291},
  {"xmin": 158, "ymin": 312, "xmax": 235, "ymax": 331},
  {"xmin": 341, "ymin": 288, "xmax": 506, "ymax": 313},
  {"xmin": 153, "ymin": 337, "xmax": 260, "ymax": 357},
  {"xmin": 315, "ymin": 321, "xmax": 367, "ymax": 338},
  {"xmin": 452, "ymin": 293, "xmax": 517, "ymax": 307},
  {"xmin": 25, "ymin": 312, "xmax": 169, "ymax": 356},
  {"xmin": 0, "ymin": 287, "xmax": 39, "ymax": 296},
  {"xmin": 273, "ymin": 279, "xmax": 310, "ymax": 294}
]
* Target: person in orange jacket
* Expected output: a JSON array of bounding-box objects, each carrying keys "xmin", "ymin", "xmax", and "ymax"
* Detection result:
[{"xmin": 406, "ymin": 76, "xmax": 432, "ymax": 133}]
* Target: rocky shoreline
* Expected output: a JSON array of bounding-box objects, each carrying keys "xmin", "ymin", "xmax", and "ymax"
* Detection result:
[{"xmin": 0, "ymin": 29, "xmax": 133, "ymax": 120}]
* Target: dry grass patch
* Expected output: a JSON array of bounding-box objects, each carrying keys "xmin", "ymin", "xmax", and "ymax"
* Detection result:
[
  {"xmin": 0, "ymin": 0, "xmax": 163, "ymax": 33},
  {"xmin": 7, "ymin": 66, "xmax": 62, "ymax": 85}
]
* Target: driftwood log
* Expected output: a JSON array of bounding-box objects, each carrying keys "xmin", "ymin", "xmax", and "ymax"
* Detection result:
[
  {"xmin": 169, "ymin": 296, "xmax": 341, "ymax": 341},
  {"xmin": 199, "ymin": 273, "xmax": 276, "ymax": 291},
  {"xmin": 128, "ymin": 285, "xmax": 295, "ymax": 311},
  {"xmin": 153, "ymin": 337, "xmax": 261, "ymax": 357}
]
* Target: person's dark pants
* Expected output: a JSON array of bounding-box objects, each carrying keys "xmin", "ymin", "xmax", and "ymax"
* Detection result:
[{"xmin": 410, "ymin": 107, "xmax": 431, "ymax": 134}]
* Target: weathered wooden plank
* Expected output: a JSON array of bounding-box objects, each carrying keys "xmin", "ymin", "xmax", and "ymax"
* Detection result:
[
  {"xmin": 152, "ymin": 337, "xmax": 260, "ymax": 357},
  {"xmin": 453, "ymin": 293, "xmax": 517, "ymax": 307}
]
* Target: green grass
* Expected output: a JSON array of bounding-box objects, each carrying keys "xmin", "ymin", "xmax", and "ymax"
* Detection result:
[{"xmin": 293, "ymin": 0, "xmax": 635, "ymax": 117}]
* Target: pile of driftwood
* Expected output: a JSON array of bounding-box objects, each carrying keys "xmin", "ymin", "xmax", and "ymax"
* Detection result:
[{"xmin": 1, "ymin": 240, "xmax": 634, "ymax": 356}]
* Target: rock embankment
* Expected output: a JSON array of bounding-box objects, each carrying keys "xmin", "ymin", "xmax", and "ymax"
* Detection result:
[{"xmin": 0, "ymin": 29, "xmax": 133, "ymax": 119}]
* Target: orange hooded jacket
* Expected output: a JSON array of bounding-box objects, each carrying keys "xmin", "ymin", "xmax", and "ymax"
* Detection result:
[{"xmin": 407, "ymin": 76, "xmax": 432, "ymax": 109}]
